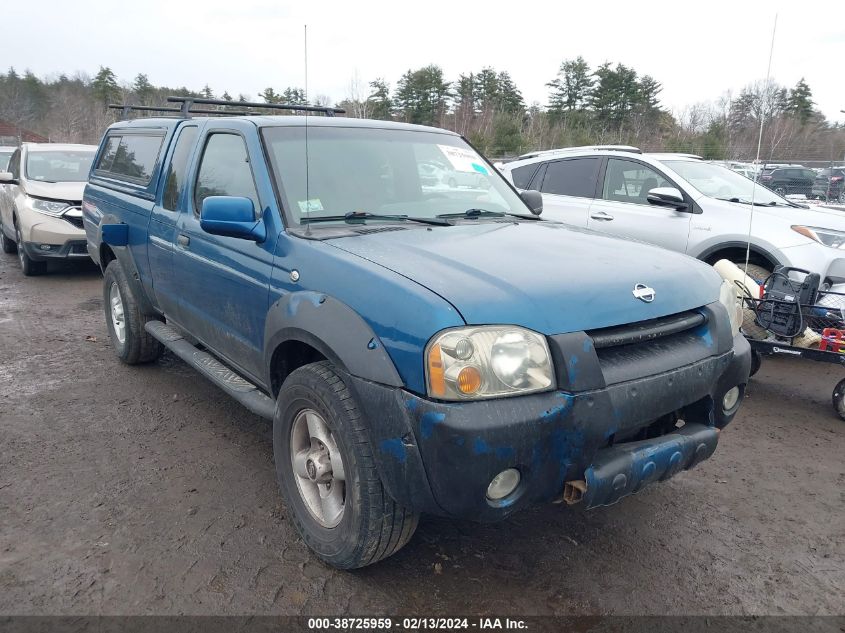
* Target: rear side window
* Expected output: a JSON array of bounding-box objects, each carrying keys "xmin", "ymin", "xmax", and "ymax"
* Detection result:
[
  {"xmin": 162, "ymin": 126, "xmax": 198, "ymax": 211},
  {"xmin": 95, "ymin": 133, "xmax": 164, "ymax": 185},
  {"xmin": 540, "ymin": 158, "xmax": 600, "ymax": 198},
  {"xmin": 194, "ymin": 133, "xmax": 259, "ymax": 215},
  {"xmin": 510, "ymin": 164, "xmax": 537, "ymax": 189}
]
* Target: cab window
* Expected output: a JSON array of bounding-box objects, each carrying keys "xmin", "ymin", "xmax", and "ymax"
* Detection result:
[{"xmin": 194, "ymin": 133, "xmax": 260, "ymax": 216}]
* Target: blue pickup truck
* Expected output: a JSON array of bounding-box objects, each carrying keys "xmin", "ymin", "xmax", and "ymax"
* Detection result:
[{"xmin": 83, "ymin": 97, "xmax": 750, "ymax": 568}]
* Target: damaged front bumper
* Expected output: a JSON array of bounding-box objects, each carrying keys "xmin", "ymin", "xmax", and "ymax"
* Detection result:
[{"xmin": 348, "ymin": 330, "xmax": 750, "ymax": 522}]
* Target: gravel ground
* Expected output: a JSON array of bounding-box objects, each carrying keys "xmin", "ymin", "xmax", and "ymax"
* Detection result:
[{"xmin": 0, "ymin": 253, "xmax": 843, "ymax": 616}]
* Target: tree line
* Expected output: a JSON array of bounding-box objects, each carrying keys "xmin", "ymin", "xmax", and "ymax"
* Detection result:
[{"xmin": 1, "ymin": 61, "xmax": 843, "ymax": 162}]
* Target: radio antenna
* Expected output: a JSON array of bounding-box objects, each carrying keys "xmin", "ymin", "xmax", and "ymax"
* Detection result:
[
  {"xmin": 744, "ymin": 13, "xmax": 778, "ymax": 276},
  {"xmin": 304, "ymin": 24, "xmax": 312, "ymax": 236}
]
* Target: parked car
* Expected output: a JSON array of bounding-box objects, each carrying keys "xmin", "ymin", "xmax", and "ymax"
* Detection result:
[
  {"xmin": 0, "ymin": 143, "xmax": 97, "ymax": 275},
  {"xmin": 418, "ymin": 158, "xmax": 487, "ymax": 188},
  {"xmin": 500, "ymin": 148, "xmax": 845, "ymax": 287},
  {"xmin": 812, "ymin": 168, "xmax": 845, "ymax": 203},
  {"xmin": 84, "ymin": 103, "xmax": 749, "ymax": 569},
  {"xmin": 760, "ymin": 166, "xmax": 817, "ymax": 197},
  {"xmin": 0, "ymin": 146, "xmax": 15, "ymax": 171}
]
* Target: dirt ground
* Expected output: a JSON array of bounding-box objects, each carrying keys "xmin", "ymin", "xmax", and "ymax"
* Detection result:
[{"xmin": 1, "ymin": 253, "xmax": 843, "ymax": 617}]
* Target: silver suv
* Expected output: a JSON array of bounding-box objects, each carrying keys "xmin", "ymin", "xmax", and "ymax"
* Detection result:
[
  {"xmin": 0, "ymin": 143, "xmax": 96, "ymax": 275},
  {"xmin": 501, "ymin": 147, "xmax": 845, "ymax": 287}
]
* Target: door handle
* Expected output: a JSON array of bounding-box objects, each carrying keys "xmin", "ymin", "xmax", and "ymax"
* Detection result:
[
  {"xmin": 177, "ymin": 234, "xmax": 190, "ymax": 247},
  {"xmin": 590, "ymin": 211, "xmax": 614, "ymax": 221}
]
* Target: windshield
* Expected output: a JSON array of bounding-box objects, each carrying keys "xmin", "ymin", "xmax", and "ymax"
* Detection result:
[
  {"xmin": 25, "ymin": 150, "xmax": 95, "ymax": 183},
  {"xmin": 262, "ymin": 126, "xmax": 529, "ymax": 225},
  {"xmin": 663, "ymin": 160, "xmax": 789, "ymax": 205}
]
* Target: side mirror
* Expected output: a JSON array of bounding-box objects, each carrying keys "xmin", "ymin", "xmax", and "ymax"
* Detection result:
[
  {"xmin": 647, "ymin": 187, "xmax": 689, "ymax": 211},
  {"xmin": 200, "ymin": 196, "xmax": 266, "ymax": 241},
  {"xmin": 0, "ymin": 171, "xmax": 17, "ymax": 184},
  {"xmin": 519, "ymin": 189, "xmax": 543, "ymax": 216}
]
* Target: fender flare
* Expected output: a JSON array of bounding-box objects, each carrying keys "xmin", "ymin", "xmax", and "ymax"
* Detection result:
[{"xmin": 263, "ymin": 291, "xmax": 404, "ymax": 392}]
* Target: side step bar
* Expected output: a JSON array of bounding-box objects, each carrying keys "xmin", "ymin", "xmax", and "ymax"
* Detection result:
[{"xmin": 145, "ymin": 321, "xmax": 276, "ymax": 420}]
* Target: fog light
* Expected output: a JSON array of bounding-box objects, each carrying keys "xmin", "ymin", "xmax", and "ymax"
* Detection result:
[
  {"xmin": 723, "ymin": 386, "xmax": 740, "ymax": 411},
  {"xmin": 486, "ymin": 468, "xmax": 520, "ymax": 500},
  {"xmin": 39, "ymin": 244, "xmax": 52, "ymax": 251}
]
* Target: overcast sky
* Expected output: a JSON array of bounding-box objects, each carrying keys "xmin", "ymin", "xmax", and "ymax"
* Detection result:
[{"xmin": 5, "ymin": 0, "xmax": 844, "ymax": 122}]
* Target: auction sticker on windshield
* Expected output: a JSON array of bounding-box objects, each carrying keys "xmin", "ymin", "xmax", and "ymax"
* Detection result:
[{"xmin": 437, "ymin": 145, "xmax": 489, "ymax": 175}]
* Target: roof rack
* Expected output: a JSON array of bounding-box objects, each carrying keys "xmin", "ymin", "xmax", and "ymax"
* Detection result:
[
  {"xmin": 168, "ymin": 96, "xmax": 344, "ymax": 117},
  {"xmin": 518, "ymin": 145, "xmax": 642, "ymax": 160},
  {"xmin": 107, "ymin": 96, "xmax": 345, "ymax": 120},
  {"xmin": 108, "ymin": 104, "xmax": 252, "ymax": 117}
]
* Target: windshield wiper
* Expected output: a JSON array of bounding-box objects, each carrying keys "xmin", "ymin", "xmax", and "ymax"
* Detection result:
[
  {"xmin": 717, "ymin": 197, "xmax": 805, "ymax": 209},
  {"xmin": 301, "ymin": 211, "xmax": 451, "ymax": 226},
  {"xmin": 436, "ymin": 208, "xmax": 540, "ymax": 220}
]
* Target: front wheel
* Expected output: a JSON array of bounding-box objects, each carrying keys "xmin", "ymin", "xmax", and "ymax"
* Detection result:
[
  {"xmin": 749, "ymin": 351, "xmax": 762, "ymax": 377},
  {"xmin": 774, "ymin": 186, "xmax": 787, "ymax": 196},
  {"xmin": 1, "ymin": 227, "xmax": 16, "ymax": 254},
  {"xmin": 832, "ymin": 378, "xmax": 845, "ymax": 422},
  {"xmin": 16, "ymin": 226, "xmax": 46, "ymax": 276},
  {"xmin": 274, "ymin": 361, "xmax": 419, "ymax": 569},
  {"xmin": 102, "ymin": 260, "xmax": 163, "ymax": 364}
]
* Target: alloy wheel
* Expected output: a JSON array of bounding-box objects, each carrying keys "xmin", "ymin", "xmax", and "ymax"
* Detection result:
[
  {"xmin": 290, "ymin": 408, "xmax": 346, "ymax": 528},
  {"xmin": 109, "ymin": 282, "xmax": 126, "ymax": 345}
]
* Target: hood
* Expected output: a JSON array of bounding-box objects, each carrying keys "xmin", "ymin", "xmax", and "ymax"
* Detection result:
[
  {"xmin": 329, "ymin": 221, "xmax": 722, "ymax": 335},
  {"xmin": 23, "ymin": 180, "xmax": 86, "ymax": 203},
  {"xmin": 759, "ymin": 203, "xmax": 845, "ymax": 230}
]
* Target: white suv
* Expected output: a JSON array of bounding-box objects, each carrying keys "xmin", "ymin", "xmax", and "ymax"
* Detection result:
[
  {"xmin": 0, "ymin": 143, "xmax": 96, "ymax": 275},
  {"xmin": 501, "ymin": 148, "xmax": 845, "ymax": 286}
]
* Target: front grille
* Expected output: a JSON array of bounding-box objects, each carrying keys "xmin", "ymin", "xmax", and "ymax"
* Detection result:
[
  {"xmin": 588, "ymin": 311, "xmax": 706, "ymax": 349},
  {"xmin": 63, "ymin": 215, "xmax": 84, "ymax": 229}
]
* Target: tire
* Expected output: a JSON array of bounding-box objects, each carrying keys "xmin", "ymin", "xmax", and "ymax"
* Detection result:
[
  {"xmin": 774, "ymin": 186, "xmax": 787, "ymax": 196},
  {"xmin": 16, "ymin": 226, "xmax": 46, "ymax": 276},
  {"xmin": 839, "ymin": 191, "xmax": 845, "ymax": 205},
  {"xmin": 274, "ymin": 361, "xmax": 419, "ymax": 569},
  {"xmin": 734, "ymin": 262, "xmax": 771, "ymax": 287},
  {"xmin": 832, "ymin": 378, "xmax": 845, "ymax": 421},
  {"xmin": 749, "ymin": 351, "xmax": 762, "ymax": 377},
  {"xmin": 0, "ymin": 228, "xmax": 16, "ymax": 254},
  {"xmin": 102, "ymin": 260, "xmax": 163, "ymax": 364}
]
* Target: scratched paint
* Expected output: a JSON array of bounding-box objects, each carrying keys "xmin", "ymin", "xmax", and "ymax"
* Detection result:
[
  {"xmin": 541, "ymin": 393, "xmax": 574, "ymax": 420},
  {"xmin": 380, "ymin": 438, "xmax": 407, "ymax": 463},
  {"xmin": 419, "ymin": 411, "xmax": 446, "ymax": 439},
  {"xmin": 568, "ymin": 355, "xmax": 579, "ymax": 382}
]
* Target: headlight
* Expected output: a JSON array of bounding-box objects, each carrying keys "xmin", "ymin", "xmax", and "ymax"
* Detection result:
[
  {"xmin": 792, "ymin": 225, "xmax": 845, "ymax": 249},
  {"xmin": 719, "ymin": 279, "xmax": 742, "ymax": 336},
  {"xmin": 426, "ymin": 326, "xmax": 553, "ymax": 400},
  {"xmin": 30, "ymin": 198, "xmax": 70, "ymax": 217}
]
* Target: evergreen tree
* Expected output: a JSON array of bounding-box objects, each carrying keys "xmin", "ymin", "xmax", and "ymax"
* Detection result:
[
  {"xmin": 394, "ymin": 65, "xmax": 451, "ymax": 126},
  {"xmin": 92, "ymin": 66, "xmax": 119, "ymax": 105},
  {"xmin": 132, "ymin": 73, "xmax": 155, "ymax": 104},
  {"xmin": 281, "ymin": 87, "xmax": 307, "ymax": 105},
  {"xmin": 496, "ymin": 71, "xmax": 524, "ymax": 115},
  {"xmin": 367, "ymin": 79, "xmax": 393, "ymax": 120},
  {"xmin": 786, "ymin": 78, "xmax": 814, "ymax": 124},
  {"xmin": 201, "ymin": 84, "xmax": 214, "ymax": 99},
  {"xmin": 547, "ymin": 57, "xmax": 593, "ymax": 115},
  {"xmin": 222, "ymin": 91, "xmax": 233, "ymax": 101},
  {"xmin": 260, "ymin": 87, "xmax": 281, "ymax": 104}
]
